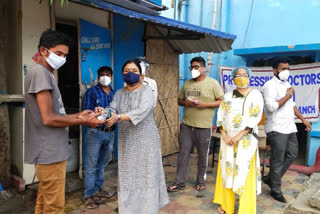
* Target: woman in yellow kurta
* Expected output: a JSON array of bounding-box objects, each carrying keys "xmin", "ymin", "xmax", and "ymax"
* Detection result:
[{"xmin": 213, "ymin": 67, "xmax": 264, "ymax": 214}]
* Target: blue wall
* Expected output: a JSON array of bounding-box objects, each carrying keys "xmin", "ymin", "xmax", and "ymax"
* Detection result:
[
  {"xmin": 172, "ymin": 0, "xmax": 320, "ymax": 68},
  {"xmin": 229, "ymin": 0, "xmax": 320, "ymax": 48},
  {"xmin": 224, "ymin": 0, "xmax": 320, "ymax": 66},
  {"xmin": 113, "ymin": 14, "xmax": 145, "ymax": 91}
]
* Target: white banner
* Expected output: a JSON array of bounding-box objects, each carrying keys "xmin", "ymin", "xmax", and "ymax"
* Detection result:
[{"xmin": 219, "ymin": 63, "xmax": 320, "ymax": 122}]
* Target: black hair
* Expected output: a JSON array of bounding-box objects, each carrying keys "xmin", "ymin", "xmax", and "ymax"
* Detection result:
[
  {"xmin": 272, "ymin": 57, "xmax": 290, "ymax": 69},
  {"xmin": 97, "ymin": 66, "xmax": 113, "ymax": 75},
  {"xmin": 190, "ymin": 56, "xmax": 206, "ymax": 67},
  {"xmin": 38, "ymin": 29, "xmax": 72, "ymax": 51},
  {"xmin": 122, "ymin": 59, "xmax": 142, "ymax": 74}
]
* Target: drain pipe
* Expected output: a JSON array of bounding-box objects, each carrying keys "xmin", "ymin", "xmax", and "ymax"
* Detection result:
[
  {"xmin": 177, "ymin": 0, "xmax": 188, "ymax": 120},
  {"xmin": 206, "ymin": 0, "xmax": 218, "ymax": 77},
  {"xmin": 261, "ymin": 146, "xmax": 320, "ymax": 176}
]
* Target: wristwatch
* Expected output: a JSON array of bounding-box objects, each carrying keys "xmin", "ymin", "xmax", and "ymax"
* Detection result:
[{"xmin": 117, "ymin": 114, "xmax": 121, "ymax": 123}]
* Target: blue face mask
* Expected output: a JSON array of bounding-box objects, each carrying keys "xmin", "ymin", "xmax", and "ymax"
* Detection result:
[{"xmin": 123, "ymin": 72, "xmax": 140, "ymax": 85}]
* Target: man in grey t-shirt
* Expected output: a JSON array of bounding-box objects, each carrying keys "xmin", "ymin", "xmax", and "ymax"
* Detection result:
[
  {"xmin": 25, "ymin": 63, "xmax": 69, "ymax": 164},
  {"xmin": 24, "ymin": 29, "xmax": 103, "ymax": 214}
]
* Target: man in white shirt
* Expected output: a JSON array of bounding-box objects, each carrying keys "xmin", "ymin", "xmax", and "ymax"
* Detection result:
[{"xmin": 262, "ymin": 58, "xmax": 311, "ymax": 203}]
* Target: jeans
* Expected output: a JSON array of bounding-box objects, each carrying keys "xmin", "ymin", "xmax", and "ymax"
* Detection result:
[{"xmin": 84, "ymin": 128, "xmax": 114, "ymax": 198}]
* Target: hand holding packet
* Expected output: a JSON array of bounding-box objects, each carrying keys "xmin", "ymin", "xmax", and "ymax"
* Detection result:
[
  {"xmin": 97, "ymin": 108, "xmax": 112, "ymax": 121},
  {"xmin": 97, "ymin": 114, "xmax": 107, "ymax": 121},
  {"xmin": 187, "ymin": 98, "xmax": 199, "ymax": 104}
]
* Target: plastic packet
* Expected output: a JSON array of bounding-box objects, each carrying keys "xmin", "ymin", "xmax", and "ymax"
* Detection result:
[{"xmin": 97, "ymin": 108, "xmax": 111, "ymax": 121}]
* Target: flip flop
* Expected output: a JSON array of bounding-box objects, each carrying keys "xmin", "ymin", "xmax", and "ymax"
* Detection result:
[
  {"xmin": 196, "ymin": 184, "xmax": 206, "ymax": 191},
  {"xmin": 84, "ymin": 197, "xmax": 98, "ymax": 209},
  {"xmin": 93, "ymin": 195, "xmax": 103, "ymax": 204},
  {"xmin": 96, "ymin": 190, "xmax": 114, "ymax": 198},
  {"xmin": 167, "ymin": 183, "xmax": 186, "ymax": 192}
]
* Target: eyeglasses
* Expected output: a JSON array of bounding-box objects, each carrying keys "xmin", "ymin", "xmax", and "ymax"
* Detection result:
[
  {"xmin": 234, "ymin": 74, "xmax": 249, "ymax": 78},
  {"xmin": 189, "ymin": 65, "xmax": 202, "ymax": 70}
]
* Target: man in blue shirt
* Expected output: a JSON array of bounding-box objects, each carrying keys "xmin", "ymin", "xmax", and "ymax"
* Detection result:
[{"xmin": 82, "ymin": 66, "xmax": 115, "ymax": 209}]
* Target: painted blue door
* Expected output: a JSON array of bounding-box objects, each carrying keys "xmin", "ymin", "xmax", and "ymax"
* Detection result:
[
  {"xmin": 80, "ymin": 19, "xmax": 111, "ymax": 85},
  {"xmin": 113, "ymin": 14, "xmax": 145, "ymax": 91},
  {"xmin": 80, "ymin": 19, "xmax": 112, "ymax": 164}
]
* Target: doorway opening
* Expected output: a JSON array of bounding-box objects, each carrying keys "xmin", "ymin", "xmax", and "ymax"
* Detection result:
[
  {"xmin": 56, "ymin": 22, "xmax": 79, "ymax": 139},
  {"xmin": 56, "ymin": 22, "xmax": 81, "ymax": 175}
]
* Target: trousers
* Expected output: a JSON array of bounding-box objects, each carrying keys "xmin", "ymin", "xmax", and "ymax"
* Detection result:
[
  {"xmin": 176, "ymin": 123, "xmax": 211, "ymax": 185},
  {"xmin": 35, "ymin": 160, "xmax": 66, "ymax": 214},
  {"xmin": 266, "ymin": 131, "xmax": 298, "ymax": 193}
]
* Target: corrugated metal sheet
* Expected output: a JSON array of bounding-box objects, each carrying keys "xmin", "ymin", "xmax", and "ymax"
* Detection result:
[{"xmin": 74, "ymin": 0, "xmax": 237, "ymax": 53}]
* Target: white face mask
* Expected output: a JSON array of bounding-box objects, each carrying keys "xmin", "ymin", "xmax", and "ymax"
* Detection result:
[
  {"xmin": 278, "ymin": 69, "xmax": 290, "ymax": 81},
  {"xmin": 99, "ymin": 75, "xmax": 111, "ymax": 86},
  {"xmin": 45, "ymin": 48, "xmax": 66, "ymax": 70},
  {"xmin": 191, "ymin": 69, "xmax": 201, "ymax": 79}
]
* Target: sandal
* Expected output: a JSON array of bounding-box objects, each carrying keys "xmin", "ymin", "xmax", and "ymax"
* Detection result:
[
  {"xmin": 217, "ymin": 206, "xmax": 226, "ymax": 214},
  {"xmin": 167, "ymin": 183, "xmax": 186, "ymax": 192},
  {"xmin": 93, "ymin": 195, "xmax": 103, "ymax": 204},
  {"xmin": 195, "ymin": 184, "xmax": 206, "ymax": 191},
  {"xmin": 84, "ymin": 197, "xmax": 98, "ymax": 209},
  {"xmin": 95, "ymin": 189, "xmax": 114, "ymax": 199}
]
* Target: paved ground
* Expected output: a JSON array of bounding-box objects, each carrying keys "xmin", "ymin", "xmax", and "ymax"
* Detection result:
[
  {"xmin": 0, "ymin": 153, "xmax": 309, "ymax": 214},
  {"xmin": 65, "ymin": 153, "xmax": 308, "ymax": 214}
]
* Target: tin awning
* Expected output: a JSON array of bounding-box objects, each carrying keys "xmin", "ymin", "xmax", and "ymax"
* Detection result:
[
  {"xmin": 234, "ymin": 43, "xmax": 320, "ymax": 57},
  {"xmin": 72, "ymin": 0, "xmax": 236, "ymax": 54}
]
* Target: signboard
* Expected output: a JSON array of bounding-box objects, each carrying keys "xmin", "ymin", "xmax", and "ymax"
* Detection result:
[
  {"xmin": 219, "ymin": 63, "xmax": 320, "ymax": 122},
  {"xmin": 80, "ymin": 19, "xmax": 111, "ymax": 89}
]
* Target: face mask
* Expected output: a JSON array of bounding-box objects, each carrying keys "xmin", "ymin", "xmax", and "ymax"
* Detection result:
[
  {"xmin": 123, "ymin": 72, "xmax": 140, "ymax": 85},
  {"xmin": 99, "ymin": 76, "xmax": 111, "ymax": 86},
  {"xmin": 191, "ymin": 69, "xmax": 201, "ymax": 79},
  {"xmin": 278, "ymin": 69, "xmax": 290, "ymax": 81},
  {"xmin": 45, "ymin": 48, "xmax": 66, "ymax": 70},
  {"xmin": 233, "ymin": 77, "xmax": 250, "ymax": 88}
]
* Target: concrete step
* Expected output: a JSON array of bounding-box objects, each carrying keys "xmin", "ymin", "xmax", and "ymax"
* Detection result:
[
  {"xmin": 284, "ymin": 173, "xmax": 320, "ymax": 214},
  {"xmin": 309, "ymin": 189, "xmax": 320, "ymax": 210}
]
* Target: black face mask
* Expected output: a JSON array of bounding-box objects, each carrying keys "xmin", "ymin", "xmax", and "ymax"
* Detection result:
[{"xmin": 123, "ymin": 72, "xmax": 140, "ymax": 85}]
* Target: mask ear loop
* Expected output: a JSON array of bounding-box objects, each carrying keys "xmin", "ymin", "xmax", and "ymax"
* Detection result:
[
  {"xmin": 275, "ymin": 70, "xmax": 282, "ymax": 80},
  {"xmin": 44, "ymin": 47, "xmax": 51, "ymax": 56},
  {"xmin": 39, "ymin": 46, "xmax": 49, "ymax": 58}
]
